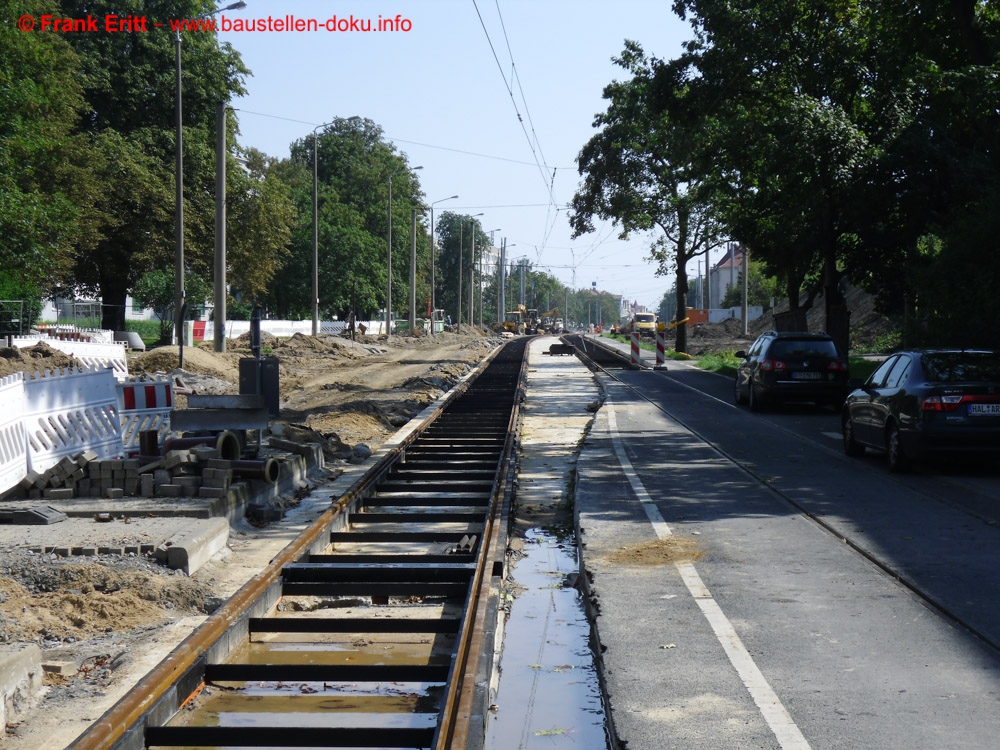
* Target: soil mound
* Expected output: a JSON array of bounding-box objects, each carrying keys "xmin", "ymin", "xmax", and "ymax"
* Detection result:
[{"xmin": 0, "ymin": 342, "xmax": 81, "ymax": 378}]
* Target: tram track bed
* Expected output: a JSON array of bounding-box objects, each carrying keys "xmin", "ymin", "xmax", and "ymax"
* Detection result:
[{"xmin": 53, "ymin": 337, "xmax": 528, "ymax": 750}]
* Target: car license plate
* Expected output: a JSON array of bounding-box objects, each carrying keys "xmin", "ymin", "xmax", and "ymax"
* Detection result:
[
  {"xmin": 791, "ymin": 372, "xmax": 822, "ymax": 380},
  {"xmin": 969, "ymin": 403, "xmax": 1000, "ymax": 416}
]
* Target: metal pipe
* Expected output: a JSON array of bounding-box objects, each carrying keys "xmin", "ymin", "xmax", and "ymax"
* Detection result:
[
  {"xmin": 162, "ymin": 430, "xmax": 241, "ymax": 461},
  {"xmin": 231, "ymin": 458, "xmax": 279, "ymax": 484}
]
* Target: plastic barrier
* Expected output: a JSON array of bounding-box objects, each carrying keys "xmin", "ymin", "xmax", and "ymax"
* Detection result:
[
  {"xmin": 117, "ymin": 378, "xmax": 173, "ymax": 454},
  {"xmin": 22, "ymin": 367, "xmax": 123, "ymax": 474},
  {"xmin": 11, "ymin": 337, "xmax": 129, "ymax": 380},
  {"xmin": 0, "ymin": 373, "xmax": 27, "ymax": 494},
  {"xmin": 655, "ymin": 331, "xmax": 667, "ymax": 370},
  {"xmin": 630, "ymin": 332, "xmax": 642, "ymax": 366}
]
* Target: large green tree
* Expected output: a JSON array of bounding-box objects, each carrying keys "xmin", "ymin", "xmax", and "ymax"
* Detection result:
[
  {"xmin": 433, "ymin": 212, "xmax": 489, "ymax": 327},
  {"xmin": 570, "ymin": 41, "xmax": 727, "ymax": 353},
  {"xmin": 0, "ymin": 0, "xmax": 99, "ymax": 293},
  {"xmin": 273, "ymin": 118, "xmax": 427, "ymax": 324},
  {"xmin": 59, "ymin": 0, "xmax": 249, "ymax": 330}
]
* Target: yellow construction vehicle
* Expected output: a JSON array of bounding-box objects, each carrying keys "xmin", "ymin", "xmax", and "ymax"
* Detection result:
[{"xmin": 495, "ymin": 305, "xmax": 527, "ymax": 336}]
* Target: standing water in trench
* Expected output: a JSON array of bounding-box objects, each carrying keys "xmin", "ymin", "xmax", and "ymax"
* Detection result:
[{"xmin": 486, "ymin": 520, "xmax": 611, "ymax": 749}]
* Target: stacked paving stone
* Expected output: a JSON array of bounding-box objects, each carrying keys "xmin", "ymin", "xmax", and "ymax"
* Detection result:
[{"xmin": 7, "ymin": 446, "xmax": 239, "ymax": 500}]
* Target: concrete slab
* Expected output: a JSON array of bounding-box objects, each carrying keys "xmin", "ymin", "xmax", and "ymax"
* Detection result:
[
  {"xmin": 155, "ymin": 517, "xmax": 230, "ymax": 575},
  {"xmin": 0, "ymin": 644, "xmax": 43, "ymax": 730}
]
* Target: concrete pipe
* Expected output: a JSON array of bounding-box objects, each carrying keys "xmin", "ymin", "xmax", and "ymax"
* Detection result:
[
  {"xmin": 231, "ymin": 458, "xmax": 280, "ymax": 484},
  {"xmin": 162, "ymin": 430, "xmax": 241, "ymax": 461}
]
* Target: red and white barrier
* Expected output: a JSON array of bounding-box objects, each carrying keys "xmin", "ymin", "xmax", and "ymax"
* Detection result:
[
  {"xmin": 117, "ymin": 378, "xmax": 173, "ymax": 453},
  {"xmin": 655, "ymin": 331, "xmax": 667, "ymax": 369},
  {"xmin": 0, "ymin": 373, "xmax": 27, "ymax": 494},
  {"xmin": 630, "ymin": 332, "xmax": 642, "ymax": 366}
]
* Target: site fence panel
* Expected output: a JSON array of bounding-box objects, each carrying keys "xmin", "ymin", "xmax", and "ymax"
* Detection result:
[
  {"xmin": 117, "ymin": 378, "xmax": 173, "ymax": 454},
  {"xmin": 23, "ymin": 367, "xmax": 123, "ymax": 474},
  {"xmin": 0, "ymin": 373, "xmax": 27, "ymax": 494}
]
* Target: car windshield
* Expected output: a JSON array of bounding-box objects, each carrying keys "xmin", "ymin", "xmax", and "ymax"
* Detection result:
[
  {"xmin": 921, "ymin": 352, "xmax": 1000, "ymax": 383},
  {"xmin": 635, "ymin": 314, "xmax": 655, "ymax": 322},
  {"xmin": 770, "ymin": 339, "xmax": 839, "ymax": 359}
]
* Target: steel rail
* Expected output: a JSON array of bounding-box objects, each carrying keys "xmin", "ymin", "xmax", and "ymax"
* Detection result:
[
  {"xmin": 67, "ymin": 340, "xmax": 518, "ymax": 750},
  {"xmin": 435, "ymin": 342, "xmax": 528, "ymax": 749}
]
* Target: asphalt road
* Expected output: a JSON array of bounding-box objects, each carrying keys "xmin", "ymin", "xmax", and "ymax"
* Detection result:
[{"xmin": 575, "ymin": 339, "xmax": 1000, "ymax": 749}]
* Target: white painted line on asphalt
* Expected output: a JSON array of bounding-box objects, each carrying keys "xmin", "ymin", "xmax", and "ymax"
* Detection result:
[
  {"xmin": 821, "ymin": 431, "xmax": 842, "ymax": 440},
  {"xmin": 606, "ymin": 398, "xmax": 813, "ymax": 750}
]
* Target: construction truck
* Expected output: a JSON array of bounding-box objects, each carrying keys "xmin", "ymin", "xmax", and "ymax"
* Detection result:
[{"xmin": 624, "ymin": 312, "xmax": 657, "ymax": 338}]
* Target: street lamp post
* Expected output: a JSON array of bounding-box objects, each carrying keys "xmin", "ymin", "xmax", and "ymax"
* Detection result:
[
  {"xmin": 387, "ymin": 165, "xmax": 422, "ymax": 339},
  {"xmin": 175, "ymin": 0, "xmax": 246, "ymax": 367},
  {"xmin": 311, "ymin": 116, "xmax": 360, "ymax": 337},
  {"xmin": 429, "ymin": 195, "xmax": 458, "ymax": 335}
]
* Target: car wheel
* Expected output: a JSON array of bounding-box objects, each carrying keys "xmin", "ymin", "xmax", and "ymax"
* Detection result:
[
  {"xmin": 734, "ymin": 377, "xmax": 745, "ymax": 405},
  {"xmin": 749, "ymin": 384, "xmax": 764, "ymax": 412},
  {"xmin": 886, "ymin": 423, "xmax": 910, "ymax": 473},
  {"xmin": 842, "ymin": 415, "xmax": 864, "ymax": 457}
]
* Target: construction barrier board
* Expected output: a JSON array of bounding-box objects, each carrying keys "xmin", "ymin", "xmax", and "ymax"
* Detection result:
[{"xmin": 0, "ymin": 373, "xmax": 26, "ymax": 494}]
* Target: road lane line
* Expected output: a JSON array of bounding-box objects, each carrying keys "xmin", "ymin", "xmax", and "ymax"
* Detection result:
[{"xmin": 606, "ymin": 398, "xmax": 812, "ymax": 750}]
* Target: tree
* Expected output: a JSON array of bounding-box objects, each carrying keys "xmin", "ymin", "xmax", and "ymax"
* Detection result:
[
  {"xmin": 0, "ymin": 0, "xmax": 99, "ymax": 293},
  {"xmin": 226, "ymin": 147, "xmax": 296, "ymax": 306},
  {"xmin": 270, "ymin": 118, "xmax": 427, "ymax": 324},
  {"xmin": 720, "ymin": 259, "xmax": 781, "ymax": 309},
  {"xmin": 570, "ymin": 41, "xmax": 727, "ymax": 353},
  {"xmin": 434, "ymin": 212, "xmax": 489, "ymax": 326},
  {"xmin": 60, "ymin": 0, "xmax": 249, "ymax": 330},
  {"xmin": 133, "ymin": 269, "xmax": 211, "ymax": 343}
]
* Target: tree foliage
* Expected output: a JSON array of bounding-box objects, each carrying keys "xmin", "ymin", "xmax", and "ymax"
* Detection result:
[
  {"xmin": 570, "ymin": 41, "xmax": 727, "ymax": 352},
  {"xmin": 668, "ymin": 0, "xmax": 1000, "ymax": 347},
  {"xmin": 59, "ymin": 0, "xmax": 249, "ymax": 330},
  {"xmin": 269, "ymin": 118, "xmax": 427, "ymax": 323},
  {"xmin": 433, "ymin": 212, "xmax": 490, "ymax": 326}
]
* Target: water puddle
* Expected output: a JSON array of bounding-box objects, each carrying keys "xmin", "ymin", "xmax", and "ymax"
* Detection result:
[{"xmin": 486, "ymin": 524, "xmax": 610, "ymax": 749}]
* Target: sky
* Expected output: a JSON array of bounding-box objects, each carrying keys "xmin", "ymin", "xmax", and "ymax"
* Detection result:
[{"xmin": 217, "ymin": 0, "xmax": 695, "ymax": 310}]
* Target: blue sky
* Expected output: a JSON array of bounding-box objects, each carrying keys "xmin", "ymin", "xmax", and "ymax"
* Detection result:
[{"xmin": 218, "ymin": 1, "xmax": 694, "ymax": 309}]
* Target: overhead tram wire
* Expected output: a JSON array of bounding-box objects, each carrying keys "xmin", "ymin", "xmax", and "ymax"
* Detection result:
[{"xmin": 471, "ymin": 0, "xmax": 561, "ymax": 221}]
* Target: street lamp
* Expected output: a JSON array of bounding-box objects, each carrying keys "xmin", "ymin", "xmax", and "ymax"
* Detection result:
[
  {"xmin": 387, "ymin": 165, "xmax": 423, "ymax": 339},
  {"xmin": 175, "ymin": 0, "xmax": 246, "ymax": 366},
  {"xmin": 313, "ymin": 115, "xmax": 360, "ymax": 336},
  {"xmin": 429, "ymin": 195, "xmax": 458, "ymax": 335}
]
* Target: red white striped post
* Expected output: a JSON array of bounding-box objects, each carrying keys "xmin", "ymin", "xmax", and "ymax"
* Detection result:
[
  {"xmin": 630, "ymin": 331, "xmax": 641, "ymax": 367},
  {"xmin": 655, "ymin": 330, "xmax": 666, "ymax": 369}
]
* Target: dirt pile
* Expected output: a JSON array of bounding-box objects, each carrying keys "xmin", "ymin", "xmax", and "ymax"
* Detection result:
[{"xmin": 0, "ymin": 342, "xmax": 81, "ymax": 378}]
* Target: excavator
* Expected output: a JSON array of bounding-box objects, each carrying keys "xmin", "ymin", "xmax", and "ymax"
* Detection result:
[
  {"xmin": 538, "ymin": 309, "xmax": 562, "ymax": 334},
  {"xmin": 524, "ymin": 308, "xmax": 542, "ymax": 335},
  {"xmin": 494, "ymin": 304, "xmax": 527, "ymax": 336}
]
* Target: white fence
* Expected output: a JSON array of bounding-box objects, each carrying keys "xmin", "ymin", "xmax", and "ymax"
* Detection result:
[
  {"xmin": 22, "ymin": 367, "xmax": 123, "ymax": 474},
  {"xmin": 11, "ymin": 335, "xmax": 129, "ymax": 380},
  {"xmin": 0, "ymin": 369, "xmax": 177, "ymax": 495},
  {"xmin": 0, "ymin": 374, "xmax": 27, "ymax": 492}
]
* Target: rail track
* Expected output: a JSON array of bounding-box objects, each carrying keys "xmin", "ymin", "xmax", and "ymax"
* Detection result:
[{"xmin": 69, "ymin": 336, "xmax": 530, "ymax": 750}]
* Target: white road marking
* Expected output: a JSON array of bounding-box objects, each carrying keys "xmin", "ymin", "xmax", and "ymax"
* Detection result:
[
  {"xmin": 822, "ymin": 431, "xmax": 842, "ymax": 440},
  {"xmin": 606, "ymin": 398, "xmax": 812, "ymax": 750}
]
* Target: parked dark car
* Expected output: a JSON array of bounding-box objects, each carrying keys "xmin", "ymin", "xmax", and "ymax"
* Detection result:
[
  {"xmin": 735, "ymin": 331, "xmax": 849, "ymax": 411},
  {"xmin": 841, "ymin": 349, "xmax": 1000, "ymax": 471}
]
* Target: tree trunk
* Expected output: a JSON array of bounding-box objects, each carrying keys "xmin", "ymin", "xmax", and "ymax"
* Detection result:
[
  {"xmin": 674, "ymin": 264, "xmax": 689, "ymax": 353},
  {"xmin": 99, "ymin": 275, "xmax": 128, "ymax": 331}
]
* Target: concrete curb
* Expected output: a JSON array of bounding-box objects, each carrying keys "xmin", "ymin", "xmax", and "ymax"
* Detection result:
[{"xmin": 0, "ymin": 644, "xmax": 43, "ymax": 731}]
